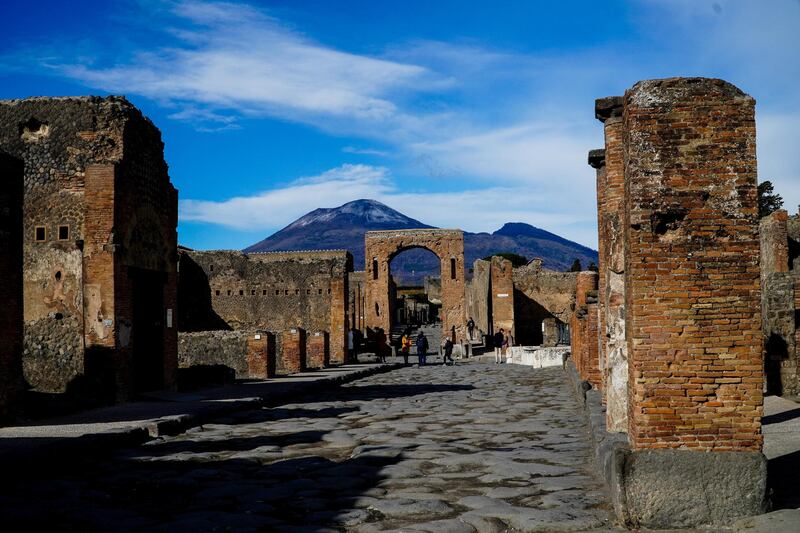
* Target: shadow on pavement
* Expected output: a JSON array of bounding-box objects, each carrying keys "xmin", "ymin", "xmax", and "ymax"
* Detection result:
[{"xmin": 768, "ymin": 448, "xmax": 800, "ymax": 510}]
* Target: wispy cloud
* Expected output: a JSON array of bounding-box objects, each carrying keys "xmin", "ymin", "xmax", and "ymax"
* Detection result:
[
  {"xmin": 342, "ymin": 146, "xmax": 389, "ymax": 157},
  {"xmin": 55, "ymin": 0, "xmax": 445, "ymax": 129}
]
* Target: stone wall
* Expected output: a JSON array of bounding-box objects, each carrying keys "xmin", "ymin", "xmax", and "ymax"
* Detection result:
[
  {"xmin": 179, "ymin": 249, "xmax": 351, "ymax": 364},
  {"xmin": 0, "ymin": 153, "xmax": 24, "ymax": 417},
  {"xmin": 490, "ymin": 256, "xmax": 515, "ymax": 340},
  {"xmin": 348, "ymin": 271, "xmax": 366, "ymax": 333},
  {"xmin": 0, "ymin": 96, "xmax": 178, "ymax": 401},
  {"xmin": 178, "ymin": 330, "xmax": 250, "ymax": 377},
  {"xmin": 760, "ymin": 210, "xmax": 799, "ymax": 396},
  {"xmin": 512, "ymin": 260, "xmax": 577, "ymax": 346}
]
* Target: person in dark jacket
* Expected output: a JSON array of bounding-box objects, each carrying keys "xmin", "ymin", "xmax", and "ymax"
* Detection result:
[
  {"xmin": 416, "ymin": 331, "xmax": 429, "ymax": 366},
  {"xmin": 441, "ymin": 336, "xmax": 455, "ymax": 365},
  {"xmin": 493, "ymin": 329, "xmax": 504, "ymax": 364}
]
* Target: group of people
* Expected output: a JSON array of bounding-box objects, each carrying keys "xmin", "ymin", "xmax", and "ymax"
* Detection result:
[{"xmin": 398, "ymin": 328, "xmax": 455, "ymax": 366}]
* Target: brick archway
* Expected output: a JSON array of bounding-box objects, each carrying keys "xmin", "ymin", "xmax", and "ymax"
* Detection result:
[{"xmin": 365, "ymin": 229, "xmax": 466, "ymax": 341}]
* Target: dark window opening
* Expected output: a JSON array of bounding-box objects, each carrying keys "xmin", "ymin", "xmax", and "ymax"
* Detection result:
[
  {"xmin": 54, "ymin": 270, "xmax": 62, "ymax": 282},
  {"xmin": 306, "ymin": 289, "xmax": 311, "ymax": 295},
  {"xmin": 227, "ymin": 290, "xmax": 232, "ymax": 296},
  {"xmin": 327, "ymin": 288, "xmax": 331, "ymax": 295},
  {"xmin": 372, "ymin": 258, "xmax": 378, "ymax": 280},
  {"xmin": 375, "ymin": 302, "xmax": 380, "ymax": 317},
  {"xmin": 450, "ymin": 258, "xmax": 456, "ymax": 280},
  {"xmin": 285, "ymin": 290, "xmax": 289, "ymax": 295},
  {"xmin": 275, "ymin": 290, "xmax": 280, "ymax": 295},
  {"xmin": 210, "ymin": 264, "xmax": 214, "ymax": 271},
  {"xmin": 58, "ymin": 225, "xmax": 69, "ymax": 240},
  {"xmin": 318, "ymin": 289, "xmax": 323, "ymax": 295},
  {"xmin": 295, "ymin": 289, "xmax": 300, "ymax": 295},
  {"xmin": 215, "ymin": 290, "xmax": 220, "ymax": 296},
  {"xmin": 251, "ymin": 290, "xmax": 256, "ymax": 296},
  {"xmin": 54, "ymin": 312, "xmax": 63, "ymax": 320},
  {"xmin": 262, "ymin": 290, "xmax": 267, "ymax": 296},
  {"xmin": 239, "ymin": 289, "xmax": 244, "ymax": 296},
  {"xmin": 35, "ymin": 226, "xmax": 46, "ymax": 242}
]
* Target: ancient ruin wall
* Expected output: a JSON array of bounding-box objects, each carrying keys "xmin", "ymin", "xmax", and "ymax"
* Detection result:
[
  {"xmin": 623, "ymin": 78, "xmax": 762, "ymax": 451},
  {"xmin": 571, "ymin": 271, "xmax": 601, "ymax": 388},
  {"xmin": 0, "ymin": 96, "xmax": 178, "ymax": 397},
  {"xmin": 179, "ymin": 250, "xmax": 350, "ymax": 363},
  {"xmin": 512, "ymin": 261, "xmax": 577, "ymax": 346}
]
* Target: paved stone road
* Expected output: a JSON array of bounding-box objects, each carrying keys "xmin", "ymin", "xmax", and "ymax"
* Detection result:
[{"xmin": 1, "ymin": 364, "xmax": 621, "ymax": 532}]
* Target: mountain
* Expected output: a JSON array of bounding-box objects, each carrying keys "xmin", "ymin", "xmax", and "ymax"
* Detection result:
[{"xmin": 244, "ymin": 199, "xmax": 598, "ymax": 283}]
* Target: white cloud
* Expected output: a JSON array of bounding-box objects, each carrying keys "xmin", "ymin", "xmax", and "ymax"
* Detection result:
[
  {"xmin": 57, "ymin": 0, "xmax": 442, "ymax": 128},
  {"xmin": 342, "ymin": 146, "xmax": 390, "ymax": 157}
]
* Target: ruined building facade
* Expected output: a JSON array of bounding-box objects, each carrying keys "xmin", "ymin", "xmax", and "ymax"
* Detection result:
[
  {"xmin": 178, "ymin": 249, "xmax": 351, "ymax": 373},
  {"xmin": 0, "ymin": 96, "xmax": 178, "ymax": 402}
]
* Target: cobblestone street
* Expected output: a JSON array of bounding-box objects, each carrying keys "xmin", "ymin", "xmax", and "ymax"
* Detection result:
[{"xmin": 2, "ymin": 364, "xmax": 619, "ymax": 532}]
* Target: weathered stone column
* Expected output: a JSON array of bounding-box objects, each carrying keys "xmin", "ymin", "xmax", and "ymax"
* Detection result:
[
  {"xmin": 589, "ymin": 147, "xmax": 607, "ymax": 394},
  {"xmin": 571, "ymin": 271, "xmax": 600, "ymax": 387},
  {"xmin": 619, "ymin": 78, "xmax": 765, "ymax": 528},
  {"xmin": 595, "ymin": 96, "xmax": 628, "ymax": 432}
]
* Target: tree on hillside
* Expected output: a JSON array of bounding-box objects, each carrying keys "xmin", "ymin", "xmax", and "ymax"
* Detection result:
[
  {"xmin": 569, "ymin": 259, "xmax": 582, "ymax": 272},
  {"xmin": 587, "ymin": 261, "xmax": 598, "ymax": 272},
  {"xmin": 482, "ymin": 253, "xmax": 528, "ymax": 267},
  {"xmin": 758, "ymin": 180, "xmax": 784, "ymax": 218}
]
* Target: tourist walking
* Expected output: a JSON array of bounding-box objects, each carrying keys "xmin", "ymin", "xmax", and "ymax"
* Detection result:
[
  {"xmin": 502, "ymin": 330, "xmax": 511, "ymax": 362},
  {"xmin": 441, "ymin": 336, "xmax": 454, "ymax": 366},
  {"xmin": 347, "ymin": 328, "xmax": 356, "ymax": 363},
  {"xmin": 493, "ymin": 329, "xmax": 504, "ymax": 364},
  {"xmin": 467, "ymin": 317, "xmax": 475, "ymax": 340},
  {"xmin": 400, "ymin": 330, "xmax": 412, "ymax": 365},
  {"xmin": 416, "ymin": 331, "xmax": 429, "ymax": 366}
]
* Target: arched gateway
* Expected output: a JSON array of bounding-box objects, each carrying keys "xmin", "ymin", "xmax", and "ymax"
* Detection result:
[{"xmin": 365, "ymin": 229, "xmax": 466, "ymax": 341}]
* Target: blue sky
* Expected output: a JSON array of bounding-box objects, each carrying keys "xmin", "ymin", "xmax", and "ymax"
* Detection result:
[{"xmin": 2, "ymin": 0, "xmax": 799, "ymax": 250}]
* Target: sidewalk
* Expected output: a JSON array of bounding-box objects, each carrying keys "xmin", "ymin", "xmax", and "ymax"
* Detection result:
[{"xmin": 0, "ymin": 363, "xmax": 398, "ymax": 476}]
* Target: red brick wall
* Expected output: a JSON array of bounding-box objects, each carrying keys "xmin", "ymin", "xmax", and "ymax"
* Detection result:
[
  {"xmin": 490, "ymin": 256, "xmax": 515, "ymax": 339},
  {"xmin": 306, "ymin": 331, "xmax": 329, "ymax": 369},
  {"xmin": 571, "ymin": 271, "xmax": 601, "ymax": 388},
  {"xmin": 279, "ymin": 328, "xmax": 306, "ymax": 374},
  {"xmin": 246, "ymin": 333, "xmax": 275, "ymax": 379},
  {"xmin": 623, "ymin": 78, "xmax": 762, "ymax": 451}
]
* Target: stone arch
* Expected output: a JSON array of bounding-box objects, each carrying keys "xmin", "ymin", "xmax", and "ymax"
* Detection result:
[{"xmin": 365, "ymin": 229, "xmax": 466, "ymax": 341}]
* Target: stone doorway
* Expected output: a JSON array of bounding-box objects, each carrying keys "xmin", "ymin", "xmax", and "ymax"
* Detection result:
[{"xmin": 131, "ymin": 267, "xmax": 166, "ymax": 392}]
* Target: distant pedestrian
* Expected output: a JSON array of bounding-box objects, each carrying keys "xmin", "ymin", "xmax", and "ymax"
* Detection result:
[
  {"xmin": 347, "ymin": 328, "xmax": 356, "ymax": 362},
  {"xmin": 376, "ymin": 328, "xmax": 388, "ymax": 363},
  {"xmin": 493, "ymin": 329, "xmax": 504, "ymax": 364},
  {"xmin": 502, "ymin": 330, "xmax": 511, "ymax": 362},
  {"xmin": 441, "ymin": 336, "xmax": 454, "ymax": 366},
  {"xmin": 400, "ymin": 331, "xmax": 412, "ymax": 365},
  {"xmin": 416, "ymin": 331, "xmax": 429, "ymax": 366},
  {"xmin": 467, "ymin": 317, "xmax": 475, "ymax": 340}
]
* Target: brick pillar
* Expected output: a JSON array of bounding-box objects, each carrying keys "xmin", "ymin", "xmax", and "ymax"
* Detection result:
[
  {"xmin": 490, "ymin": 256, "xmax": 515, "ymax": 341},
  {"xmin": 760, "ymin": 210, "xmax": 789, "ymax": 274},
  {"xmin": 571, "ymin": 271, "xmax": 600, "ymax": 387},
  {"xmin": 329, "ymin": 277, "xmax": 347, "ymax": 365},
  {"xmin": 246, "ymin": 332, "xmax": 275, "ymax": 379},
  {"xmin": 596, "ymin": 96, "xmax": 628, "ymax": 431},
  {"xmin": 590, "ymin": 147, "xmax": 608, "ymax": 391},
  {"xmin": 0, "ymin": 154, "xmax": 23, "ymax": 418},
  {"xmin": 307, "ymin": 331, "xmax": 330, "ymax": 369},
  {"xmin": 279, "ymin": 328, "xmax": 306, "ymax": 374},
  {"xmin": 624, "ymin": 78, "xmax": 762, "ymax": 452}
]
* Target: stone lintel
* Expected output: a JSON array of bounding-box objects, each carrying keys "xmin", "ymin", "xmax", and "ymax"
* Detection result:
[
  {"xmin": 595, "ymin": 96, "xmax": 624, "ymax": 122},
  {"xmin": 588, "ymin": 148, "xmax": 606, "ymax": 169}
]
